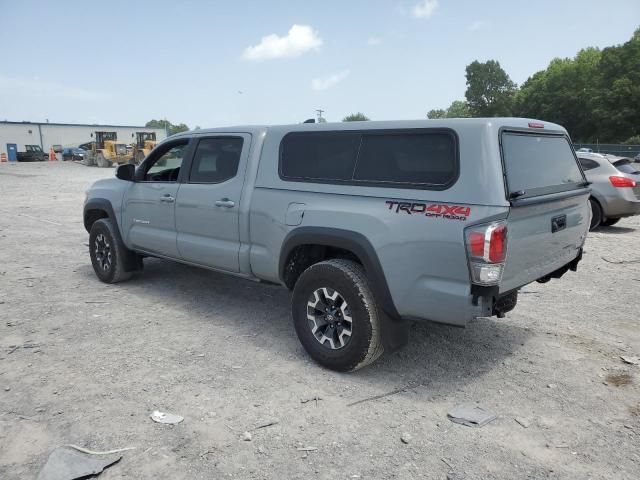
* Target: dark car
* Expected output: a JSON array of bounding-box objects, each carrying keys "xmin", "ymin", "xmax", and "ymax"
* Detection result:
[
  {"xmin": 62, "ymin": 147, "xmax": 88, "ymax": 161},
  {"xmin": 16, "ymin": 145, "xmax": 48, "ymax": 162}
]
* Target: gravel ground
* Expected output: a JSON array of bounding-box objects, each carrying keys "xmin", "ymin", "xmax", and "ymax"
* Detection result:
[{"xmin": 1, "ymin": 161, "xmax": 639, "ymax": 480}]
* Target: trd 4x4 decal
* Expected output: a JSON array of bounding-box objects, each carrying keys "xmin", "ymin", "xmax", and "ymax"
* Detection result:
[{"xmin": 385, "ymin": 201, "xmax": 471, "ymax": 221}]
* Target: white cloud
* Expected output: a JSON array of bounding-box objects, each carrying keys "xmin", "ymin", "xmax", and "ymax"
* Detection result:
[
  {"xmin": 311, "ymin": 70, "xmax": 350, "ymax": 91},
  {"xmin": 0, "ymin": 73, "xmax": 106, "ymax": 101},
  {"xmin": 469, "ymin": 20, "xmax": 486, "ymax": 31},
  {"xmin": 242, "ymin": 24, "xmax": 323, "ymax": 61},
  {"xmin": 412, "ymin": 0, "xmax": 438, "ymax": 19},
  {"xmin": 367, "ymin": 36, "xmax": 382, "ymax": 46}
]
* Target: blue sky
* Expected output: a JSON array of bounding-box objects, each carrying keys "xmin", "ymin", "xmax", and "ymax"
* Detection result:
[{"xmin": 1, "ymin": 0, "xmax": 638, "ymax": 127}]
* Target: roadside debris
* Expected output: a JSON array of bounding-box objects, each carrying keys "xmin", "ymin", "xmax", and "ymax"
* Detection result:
[
  {"xmin": 620, "ymin": 355, "xmax": 639, "ymax": 366},
  {"xmin": 400, "ymin": 433, "xmax": 412, "ymax": 444},
  {"xmin": 447, "ymin": 404, "xmax": 497, "ymax": 427},
  {"xmin": 441, "ymin": 457, "xmax": 454, "ymax": 470},
  {"xmin": 601, "ymin": 257, "xmax": 640, "ymax": 265},
  {"xmin": 301, "ymin": 396, "xmax": 322, "ymax": 405},
  {"xmin": 347, "ymin": 386, "xmax": 408, "ymax": 407},
  {"xmin": 515, "ymin": 417, "xmax": 531, "ymax": 428},
  {"xmin": 604, "ymin": 372, "xmax": 632, "ymax": 386},
  {"xmin": 150, "ymin": 410, "xmax": 184, "ymax": 425},
  {"xmin": 296, "ymin": 446, "xmax": 317, "ymax": 452},
  {"xmin": 242, "ymin": 431, "xmax": 253, "ymax": 441},
  {"xmin": 37, "ymin": 445, "xmax": 134, "ymax": 480},
  {"xmin": 254, "ymin": 419, "xmax": 279, "ymax": 430}
]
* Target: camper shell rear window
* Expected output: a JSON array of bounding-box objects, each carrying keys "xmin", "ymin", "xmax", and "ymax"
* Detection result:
[{"xmin": 500, "ymin": 130, "xmax": 586, "ymax": 199}]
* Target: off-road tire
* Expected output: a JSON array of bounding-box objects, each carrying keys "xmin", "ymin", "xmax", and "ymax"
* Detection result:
[
  {"xmin": 89, "ymin": 218, "xmax": 133, "ymax": 283},
  {"xmin": 292, "ymin": 259, "xmax": 384, "ymax": 372},
  {"xmin": 601, "ymin": 217, "xmax": 620, "ymax": 227},
  {"xmin": 589, "ymin": 198, "xmax": 602, "ymax": 230},
  {"xmin": 96, "ymin": 153, "xmax": 110, "ymax": 168}
]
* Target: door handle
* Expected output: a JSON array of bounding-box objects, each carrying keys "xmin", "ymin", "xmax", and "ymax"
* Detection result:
[
  {"xmin": 215, "ymin": 198, "xmax": 235, "ymax": 208},
  {"xmin": 160, "ymin": 194, "xmax": 175, "ymax": 203}
]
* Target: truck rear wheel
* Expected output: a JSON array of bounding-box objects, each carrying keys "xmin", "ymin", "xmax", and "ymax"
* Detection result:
[
  {"xmin": 89, "ymin": 219, "xmax": 133, "ymax": 284},
  {"xmin": 292, "ymin": 259, "xmax": 384, "ymax": 372},
  {"xmin": 96, "ymin": 153, "xmax": 110, "ymax": 168}
]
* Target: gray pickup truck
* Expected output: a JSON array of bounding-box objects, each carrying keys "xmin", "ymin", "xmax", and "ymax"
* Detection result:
[{"xmin": 84, "ymin": 118, "xmax": 590, "ymax": 371}]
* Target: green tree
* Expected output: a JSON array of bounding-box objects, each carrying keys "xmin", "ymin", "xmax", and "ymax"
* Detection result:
[
  {"xmin": 427, "ymin": 101, "xmax": 470, "ymax": 119},
  {"xmin": 145, "ymin": 119, "xmax": 190, "ymax": 136},
  {"xmin": 445, "ymin": 100, "xmax": 471, "ymax": 118},
  {"xmin": 427, "ymin": 109, "xmax": 446, "ymax": 119},
  {"xmin": 591, "ymin": 28, "xmax": 640, "ymax": 142},
  {"xmin": 342, "ymin": 112, "xmax": 370, "ymax": 122},
  {"xmin": 514, "ymin": 48, "xmax": 601, "ymax": 141},
  {"xmin": 465, "ymin": 60, "xmax": 517, "ymax": 117}
]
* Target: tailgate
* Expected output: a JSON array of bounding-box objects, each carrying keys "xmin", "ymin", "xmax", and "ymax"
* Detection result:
[
  {"xmin": 501, "ymin": 191, "xmax": 589, "ymax": 292},
  {"xmin": 499, "ymin": 129, "xmax": 589, "ymax": 293}
]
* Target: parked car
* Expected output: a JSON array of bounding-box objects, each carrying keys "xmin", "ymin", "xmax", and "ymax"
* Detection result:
[
  {"xmin": 577, "ymin": 147, "xmax": 593, "ymax": 153},
  {"xmin": 62, "ymin": 147, "xmax": 88, "ymax": 161},
  {"xmin": 16, "ymin": 145, "xmax": 48, "ymax": 162},
  {"xmin": 577, "ymin": 153, "xmax": 640, "ymax": 229},
  {"xmin": 84, "ymin": 118, "xmax": 589, "ymax": 371}
]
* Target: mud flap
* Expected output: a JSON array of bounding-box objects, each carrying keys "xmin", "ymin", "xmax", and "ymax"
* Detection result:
[{"xmin": 380, "ymin": 314, "xmax": 409, "ymax": 353}]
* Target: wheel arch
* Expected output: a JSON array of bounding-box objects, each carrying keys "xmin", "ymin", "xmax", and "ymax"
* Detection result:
[
  {"xmin": 84, "ymin": 198, "xmax": 115, "ymax": 233},
  {"xmin": 279, "ymin": 227, "xmax": 400, "ymax": 320}
]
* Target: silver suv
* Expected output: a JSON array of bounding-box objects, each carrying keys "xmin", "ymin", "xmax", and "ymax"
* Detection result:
[
  {"xmin": 576, "ymin": 152, "xmax": 640, "ymax": 229},
  {"xmin": 84, "ymin": 118, "xmax": 590, "ymax": 371}
]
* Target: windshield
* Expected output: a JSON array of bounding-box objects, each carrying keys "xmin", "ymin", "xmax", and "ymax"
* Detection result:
[{"xmin": 501, "ymin": 132, "xmax": 585, "ymax": 198}]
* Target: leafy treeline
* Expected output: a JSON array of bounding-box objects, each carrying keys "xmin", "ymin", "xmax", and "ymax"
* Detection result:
[
  {"xmin": 343, "ymin": 112, "xmax": 370, "ymax": 121},
  {"xmin": 428, "ymin": 28, "xmax": 639, "ymax": 143},
  {"xmin": 145, "ymin": 119, "xmax": 189, "ymax": 136}
]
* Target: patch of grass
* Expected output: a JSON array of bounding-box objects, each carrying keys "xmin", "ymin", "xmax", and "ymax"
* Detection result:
[{"xmin": 605, "ymin": 372, "xmax": 632, "ymax": 386}]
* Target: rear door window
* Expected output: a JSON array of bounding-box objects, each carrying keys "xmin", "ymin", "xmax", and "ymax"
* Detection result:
[
  {"xmin": 501, "ymin": 132, "xmax": 584, "ymax": 198},
  {"xmin": 189, "ymin": 137, "xmax": 244, "ymax": 183},
  {"xmin": 578, "ymin": 157, "xmax": 600, "ymax": 171}
]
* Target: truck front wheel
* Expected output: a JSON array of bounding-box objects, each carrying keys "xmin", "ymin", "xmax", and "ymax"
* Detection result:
[
  {"xmin": 89, "ymin": 219, "xmax": 133, "ymax": 284},
  {"xmin": 292, "ymin": 259, "xmax": 384, "ymax": 372}
]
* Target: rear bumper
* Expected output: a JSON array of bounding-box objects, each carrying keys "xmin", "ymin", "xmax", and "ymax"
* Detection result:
[
  {"xmin": 601, "ymin": 193, "xmax": 640, "ymax": 218},
  {"xmin": 400, "ymin": 247, "xmax": 584, "ymax": 328}
]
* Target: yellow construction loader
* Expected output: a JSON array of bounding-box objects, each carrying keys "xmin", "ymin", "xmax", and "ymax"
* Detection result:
[
  {"xmin": 132, "ymin": 132, "xmax": 157, "ymax": 164},
  {"xmin": 91, "ymin": 131, "xmax": 134, "ymax": 167}
]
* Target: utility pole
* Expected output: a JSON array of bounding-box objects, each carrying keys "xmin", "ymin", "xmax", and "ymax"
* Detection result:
[{"xmin": 315, "ymin": 109, "xmax": 326, "ymax": 123}]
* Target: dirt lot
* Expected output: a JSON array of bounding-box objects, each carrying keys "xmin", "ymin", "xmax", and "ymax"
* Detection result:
[{"xmin": 0, "ymin": 161, "xmax": 638, "ymax": 479}]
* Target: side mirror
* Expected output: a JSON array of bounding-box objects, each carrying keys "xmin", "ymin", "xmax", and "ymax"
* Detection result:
[{"xmin": 115, "ymin": 163, "xmax": 135, "ymax": 181}]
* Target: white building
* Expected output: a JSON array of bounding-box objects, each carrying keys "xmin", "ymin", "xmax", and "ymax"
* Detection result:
[{"xmin": 0, "ymin": 121, "xmax": 167, "ymax": 160}]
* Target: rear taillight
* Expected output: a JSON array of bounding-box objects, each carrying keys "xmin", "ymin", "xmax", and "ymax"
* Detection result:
[
  {"xmin": 609, "ymin": 176, "xmax": 636, "ymax": 188},
  {"xmin": 464, "ymin": 221, "xmax": 508, "ymax": 285}
]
